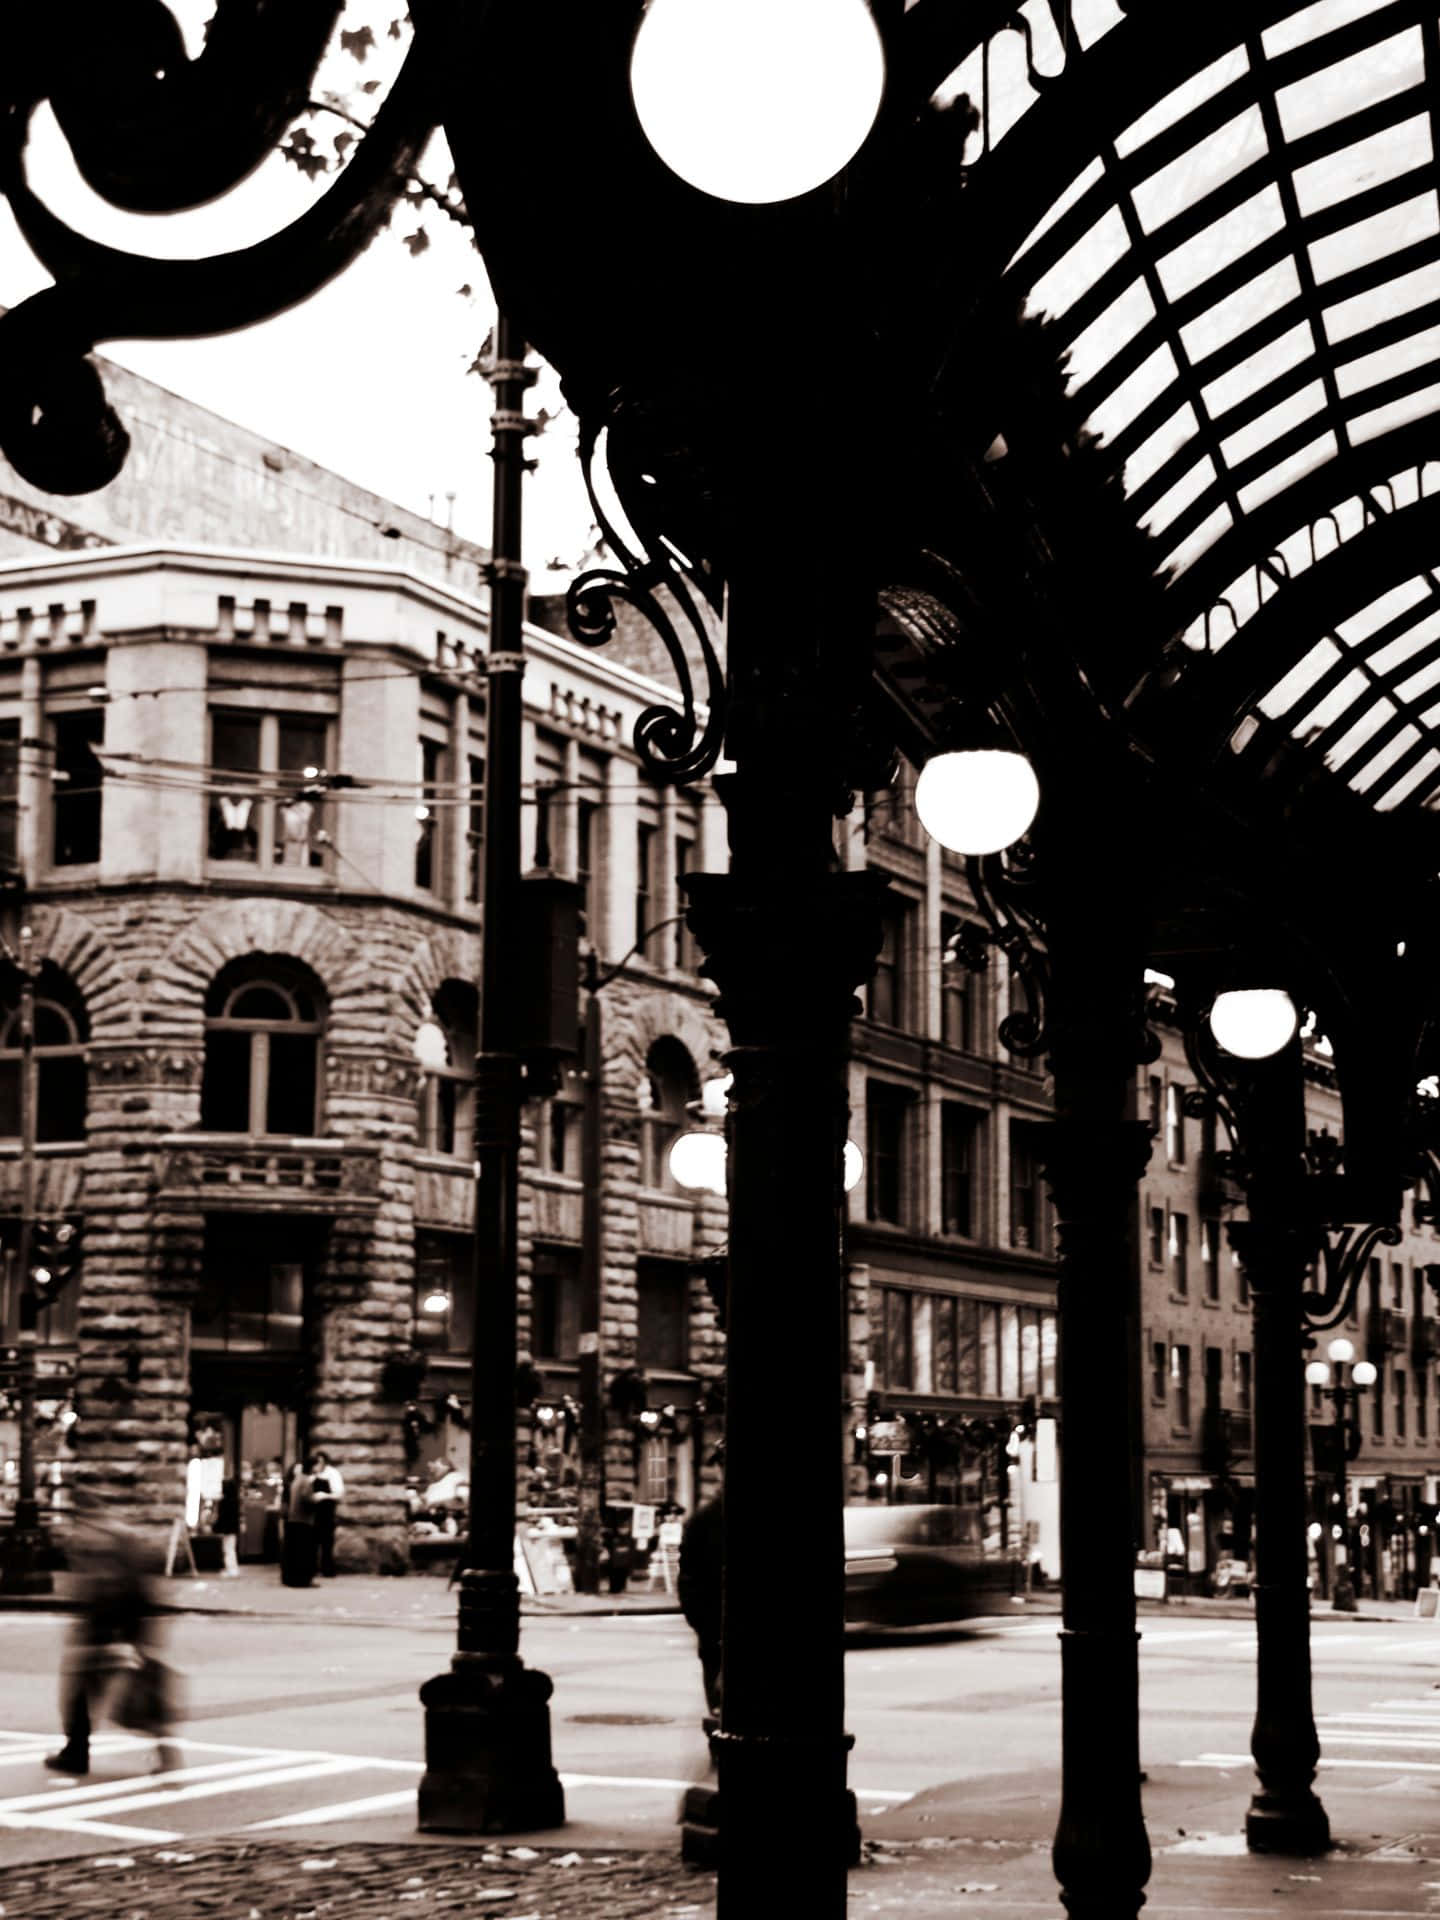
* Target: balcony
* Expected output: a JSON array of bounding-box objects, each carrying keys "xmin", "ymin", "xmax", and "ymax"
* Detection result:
[
  {"xmin": 637, "ymin": 1191, "xmax": 697, "ymax": 1258},
  {"xmin": 156, "ymin": 1135, "xmax": 381, "ymax": 1215},
  {"xmin": 1202, "ymin": 1406, "xmax": 1253, "ymax": 1472}
]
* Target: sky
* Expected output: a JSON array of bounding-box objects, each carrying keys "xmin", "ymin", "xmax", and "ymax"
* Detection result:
[{"xmin": 0, "ymin": 4, "xmax": 598, "ymax": 586}]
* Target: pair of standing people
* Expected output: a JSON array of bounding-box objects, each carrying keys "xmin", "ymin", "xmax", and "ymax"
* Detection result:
[{"xmin": 280, "ymin": 1451, "xmax": 344, "ymax": 1587}]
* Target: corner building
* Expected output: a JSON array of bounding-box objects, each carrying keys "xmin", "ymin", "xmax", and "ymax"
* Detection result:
[{"xmin": 0, "ymin": 541, "xmax": 728, "ymax": 1567}]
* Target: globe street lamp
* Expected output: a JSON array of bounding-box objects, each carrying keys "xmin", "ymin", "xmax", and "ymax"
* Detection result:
[
  {"xmin": 1304, "ymin": 1337, "xmax": 1377, "ymax": 1613},
  {"xmin": 914, "ymin": 749, "xmax": 1041, "ymax": 859},
  {"xmin": 1210, "ymin": 990, "xmax": 1300, "ymax": 1062}
]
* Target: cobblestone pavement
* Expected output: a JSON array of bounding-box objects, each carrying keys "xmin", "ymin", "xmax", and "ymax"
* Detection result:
[{"xmin": 0, "ymin": 1841, "xmax": 718, "ymax": 1920}]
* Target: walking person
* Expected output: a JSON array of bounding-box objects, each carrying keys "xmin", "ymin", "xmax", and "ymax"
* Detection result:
[
  {"xmin": 678, "ymin": 1492, "xmax": 724, "ymax": 1720},
  {"xmin": 280, "ymin": 1458, "xmax": 317, "ymax": 1588},
  {"xmin": 49, "ymin": 1495, "xmax": 178, "ymax": 1775},
  {"xmin": 309, "ymin": 1450, "xmax": 344, "ymax": 1578}
]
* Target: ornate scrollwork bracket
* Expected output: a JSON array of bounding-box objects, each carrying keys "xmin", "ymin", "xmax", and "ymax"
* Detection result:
[
  {"xmin": 950, "ymin": 840, "xmax": 1050, "ymax": 1060},
  {"xmin": 565, "ymin": 411, "xmax": 727, "ymax": 787}
]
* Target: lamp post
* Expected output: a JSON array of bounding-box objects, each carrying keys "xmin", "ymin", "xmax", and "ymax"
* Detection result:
[
  {"xmin": 1304, "ymin": 1338, "xmax": 1376, "ymax": 1614},
  {"xmin": 416, "ymin": 311, "xmax": 564, "ymax": 1834}
]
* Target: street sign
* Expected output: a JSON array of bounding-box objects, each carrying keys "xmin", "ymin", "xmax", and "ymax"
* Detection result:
[{"xmin": 867, "ymin": 1420, "xmax": 909, "ymax": 1455}]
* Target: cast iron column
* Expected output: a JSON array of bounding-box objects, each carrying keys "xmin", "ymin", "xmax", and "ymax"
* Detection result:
[
  {"xmin": 417, "ymin": 310, "xmax": 563, "ymax": 1833},
  {"xmin": 1042, "ymin": 900, "xmax": 1153, "ymax": 1920},
  {"xmin": 685, "ymin": 835, "xmax": 885, "ymax": 1915},
  {"xmin": 1228, "ymin": 1039, "xmax": 1328, "ymax": 1855}
]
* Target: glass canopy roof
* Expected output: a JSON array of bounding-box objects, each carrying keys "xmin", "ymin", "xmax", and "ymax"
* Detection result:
[{"xmin": 946, "ymin": 0, "xmax": 1440, "ymax": 817}]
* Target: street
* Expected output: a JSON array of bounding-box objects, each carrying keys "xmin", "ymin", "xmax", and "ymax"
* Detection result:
[{"xmin": 4, "ymin": 1604, "xmax": 1440, "ymax": 1879}]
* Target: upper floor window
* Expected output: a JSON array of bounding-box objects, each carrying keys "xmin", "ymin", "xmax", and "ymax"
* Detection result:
[
  {"xmin": 414, "ymin": 1230, "xmax": 474, "ymax": 1355},
  {"xmin": 1009, "ymin": 1120, "xmax": 1050, "ymax": 1253},
  {"xmin": 415, "ymin": 738, "xmax": 448, "ymax": 893},
  {"xmin": 540, "ymin": 1053, "xmax": 584, "ymax": 1179},
  {"xmin": 940, "ymin": 915, "xmax": 976, "ymax": 1051},
  {"xmin": 941, "ymin": 1103, "xmax": 979, "ymax": 1237},
  {"xmin": 636, "ymin": 820, "xmax": 660, "ymax": 959},
  {"xmin": 1171, "ymin": 1211, "xmax": 1189, "ymax": 1297},
  {"xmin": 674, "ymin": 826, "xmax": 700, "ymax": 971},
  {"xmin": 0, "ymin": 964, "xmax": 88, "ymax": 1143},
  {"xmin": 637, "ymin": 1259, "xmax": 689, "ymax": 1371},
  {"xmin": 201, "ymin": 960, "xmax": 324, "ymax": 1136},
  {"xmin": 868, "ymin": 900, "xmax": 911, "ymax": 1029},
  {"xmin": 1165, "ymin": 1083, "xmax": 1186, "ymax": 1164},
  {"xmin": 466, "ymin": 753, "xmax": 485, "ymax": 905},
  {"xmin": 413, "ymin": 982, "xmax": 477, "ymax": 1158},
  {"xmin": 639, "ymin": 1037, "xmax": 696, "ymax": 1192},
  {"xmin": 865, "ymin": 1080, "xmax": 913, "ymax": 1225},
  {"xmin": 208, "ymin": 711, "xmax": 329, "ymax": 872},
  {"xmin": 0, "ymin": 720, "xmax": 19, "ymax": 878},
  {"xmin": 52, "ymin": 708, "xmax": 104, "ymax": 867},
  {"xmin": 577, "ymin": 794, "xmax": 600, "ymax": 940},
  {"xmin": 531, "ymin": 1244, "xmax": 581, "ymax": 1360}
]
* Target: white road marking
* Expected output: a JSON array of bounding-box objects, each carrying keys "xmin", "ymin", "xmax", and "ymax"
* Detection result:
[
  {"xmin": 247, "ymin": 1788, "xmax": 417, "ymax": 1828},
  {"xmin": 0, "ymin": 1752, "xmax": 307, "ymax": 1815},
  {"xmin": 1, "ymin": 1812, "xmax": 185, "ymax": 1842},
  {"xmin": 1181, "ymin": 1752, "xmax": 1440, "ymax": 1773},
  {"xmin": 1139, "ymin": 1630, "xmax": 1234, "ymax": 1646},
  {"xmin": 55, "ymin": 1756, "xmax": 373, "ymax": 1819}
]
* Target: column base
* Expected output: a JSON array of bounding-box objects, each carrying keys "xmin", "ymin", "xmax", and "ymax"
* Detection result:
[
  {"xmin": 1331, "ymin": 1579, "xmax": 1357, "ymax": 1613},
  {"xmin": 0, "ymin": 1523, "xmax": 54, "ymax": 1595},
  {"xmin": 1246, "ymin": 1788, "xmax": 1331, "ymax": 1856},
  {"xmin": 417, "ymin": 1655, "xmax": 565, "ymax": 1834},
  {"xmin": 701, "ymin": 1726, "xmax": 858, "ymax": 1888},
  {"xmin": 681, "ymin": 1725, "xmax": 860, "ymax": 1871}
]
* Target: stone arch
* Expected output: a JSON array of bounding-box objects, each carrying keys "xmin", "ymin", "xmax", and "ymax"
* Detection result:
[
  {"xmin": 149, "ymin": 899, "xmax": 360, "ymax": 1042},
  {"xmin": 24, "ymin": 904, "xmax": 129, "ymax": 1038},
  {"xmin": 624, "ymin": 992, "xmax": 724, "ymax": 1094},
  {"xmin": 392, "ymin": 925, "xmax": 477, "ymax": 1032}
]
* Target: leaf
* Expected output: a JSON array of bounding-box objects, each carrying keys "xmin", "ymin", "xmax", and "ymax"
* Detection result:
[
  {"xmin": 390, "ymin": 17, "xmax": 406, "ymax": 35},
  {"xmin": 403, "ymin": 227, "xmax": 431, "ymax": 257},
  {"xmin": 340, "ymin": 25, "xmax": 375, "ymax": 60}
]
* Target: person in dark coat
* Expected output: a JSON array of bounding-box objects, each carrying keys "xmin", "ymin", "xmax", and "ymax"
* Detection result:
[
  {"xmin": 281, "ymin": 1461, "xmax": 317, "ymax": 1588},
  {"xmin": 678, "ymin": 1494, "xmax": 724, "ymax": 1718},
  {"xmin": 49, "ymin": 1500, "xmax": 177, "ymax": 1775}
]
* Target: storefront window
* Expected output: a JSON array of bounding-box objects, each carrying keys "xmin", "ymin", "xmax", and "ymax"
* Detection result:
[{"xmin": 911, "ymin": 1295, "xmax": 934, "ymax": 1393}]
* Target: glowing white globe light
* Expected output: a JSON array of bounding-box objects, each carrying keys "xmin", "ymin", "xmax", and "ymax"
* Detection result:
[
  {"xmin": 1304, "ymin": 1360, "xmax": 1330, "ymax": 1386},
  {"xmin": 843, "ymin": 1139, "xmax": 864, "ymax": 1193},
  {"xmin": 669, "ymin": 1130, "xmax": 728, "ymax": 1194},
  {"xmin": 914, "ymin": 750, "xmax": 1040, "ymax": 857},
  {"xmin": 423, "ymin": 1289, "xmax": 451, "ymax": 1316},
  {"xmin": 700, "ymin": 1073, "xmax": 732, "ymax": 1120},
  {"xmin": 1208, "ymin": 988, "xmax": 1298, "ymax": 1060},
  {"xmin": 1327, "ymin": 1337, "xmax": 1355, "ymax": 1365},
  {"xmin": 1352, "ymin": 1360, "xmax": 1378, "ymax": 1388},
  {"xmin": 630, "ymin": 0, "xmax": 886, "ymax": 205}
]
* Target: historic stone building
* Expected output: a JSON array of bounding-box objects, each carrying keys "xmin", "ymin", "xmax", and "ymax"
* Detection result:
[{"xmin": 0, "ymin": 540, "xmax": 728, "ymax": 1568}]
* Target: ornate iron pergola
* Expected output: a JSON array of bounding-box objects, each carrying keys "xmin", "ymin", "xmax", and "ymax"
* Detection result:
[{"xmin": 9, "ymin": 4, "xmax": 1440, "ymax": 1915}]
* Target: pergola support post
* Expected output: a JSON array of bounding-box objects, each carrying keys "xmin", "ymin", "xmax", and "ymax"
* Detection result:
[{"xmin": 1229, "ymin": 1042, "xmax": 1329, "ymax": 1857}]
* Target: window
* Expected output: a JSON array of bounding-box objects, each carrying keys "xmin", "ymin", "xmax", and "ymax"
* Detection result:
[
  {"xmin": 1235, "ymin": 1243, "xmax": 1249, "ymax": 1306},
  {"xmin": 577, "ymin": 795, "xmax": 600, "ymax": 939},
  {"xmin": 1009, "ymin": 1121, "xmax": 1048, "ymax": 1252},
  {"xmin": 542, "ymin": 1054, "xmax": 584, "ymax": 1178},
  {"xmin": 466, "ymin": 753, "xmax": 485, "ymax": 904},
  {"xmin": 933, "ymin": 1294, "xmax": 958, "ymax": 1393},
  {"xmin": 1147, "ymin": 1074, "xmax": 1163, "ymax": 1141},
  {"xmin": 413, "ymin": 982, "xmax": 477, "ymax": 1158},
  {"xmin": 0, "ymin": 963, "xmax": 88, "ymax": 1143},
  {"xmin": 885, "ymin": 1288, "xmax": 912, "ymax": 1389},
  {"xmin": 192, "ymin": 1223, "xmax": 306, "ymax": 1351},
  {"xmin": 414, "ymin": 1230, "xmax": 474, "ymax": 1354},
  {"xmin": 201, "ymin": 961, "xmax": 323, "ymax": 1136},
  {"xmin": 868, "ymin": 901, "xmax": 908, "ymax": 1028},
  {"xmin": 638, "ymin": 1260, "xmax": 689, "ymax": 1371},
  {"xmin": 1202, "ymin": 1216, "xmax": 1220, "ymax": 1300},
  {"xmin": 531, "ymin": 1246, "xmax": 581, "ymax": 1361},
  {"xmin": 866, "ymin": 1081, "xmax": 912, "ymax": 1225},
  {"xmin": 940, "ymin": 915, "xmax": 975, "ymax": 1050},
  {"xmin": 1204, "ymin": 1345, "xmax": 1222, "ymax": 1413},
  {"xmin": 674, "ymin": 831, "xmax": 698, "ymax": 970},
  {"xmin": 941, "ymin": 1104, "xmax": 979, "ymax": 1237},
  {"xmin": 1171, "ymin": 1212, "xmax": 1189, "ymax": 1297},
  {"xmin": 1418, "ymin": 1366, "xmax": 1429, "ymax": 1440},
  {"xmin": 1396, "ymin": 1368, "xmax": 1408, "ymax": 1439},
  {"xmin": 1393, "ymin": 1262, "xmax": 1406, "ymax": 1310},
  {"xmin": 1148, "ymin": 1206, "xmax": 1165, "ymax": 1266},
  {"xmin": 1151, "ymin": 1339, "xmax": 1168, "ymax": 1402},
  {"xmin": 639, "ymin": 1037, "xmax": 696, "ymax": 1192},
  {"xmin": 51, "ymin": 708, "xmax": 103, "ymax": 867},
  {"xmin": 1173, "ymin": 1344, "xmax": 1192, "ymax": 1428},
  {"xmin": 1236, "ymin": 1349, "xmax": 1252, "ymax": 1413},
  {"xmin": 208, "ymin": 711, "xmax": 329, "ymax": 871},
  {"xmin": 1373, "ymin": 1361, "xmax": 1386, "ymax": 1438},
  {"xmin": 979, "ymin": 1302, "xmax": 999, "ymax": 1394},
  {"xmin": 1165, "ymin": 1084, "xmax": 1186, "ymax": 1164},
  {"xmin": 0, "ymin": 719, "xmax": 18, "ymax": 876},
  {"xmin": 415, "ymin": 738, "xmax": 448, "ymax": 892},
  {"xmin": 635, "ymin": 822, "xmax": 658, "ymax": 958}
]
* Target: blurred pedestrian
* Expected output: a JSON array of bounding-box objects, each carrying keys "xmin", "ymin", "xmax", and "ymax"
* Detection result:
[
  {"xmin": 49, "ymin": 1495, "xmax": 178, "ymax": 1775},
  {"xmin": 678, "ymin": 1493, "xmax": 724, "ymax": 1718},
  {"xmin": 281, "ymin": 1459, "xmax": 317, "ymax": 1588},
  {"xmin": 309, "ymin": 1450, "xmax": 344, "ymax": 1578}
]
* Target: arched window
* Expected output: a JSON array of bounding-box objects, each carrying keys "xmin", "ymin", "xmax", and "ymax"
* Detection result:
[
  {"xmin": 0, "ymin": 963, "xmax": 89, "ymax": 1144},
  {"xmin": 201, "ymin": 959, "xmax": 324, "ymax": 1137},
  {"xmin": 414, "ymin": 981, "xmax": 477, "ymax": 1157},
  {"xmin": 639, "ymin": 1037, "xmax": 697, "ymax": 1193}
]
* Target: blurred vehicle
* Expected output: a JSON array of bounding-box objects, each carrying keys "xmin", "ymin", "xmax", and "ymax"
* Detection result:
[
  {"xmin": 1209, "ymin": 1556, "xmax": 1252, "ymax": 1597},
  {"xmin": 844, "ymin": 1504, "xmax": 1021, "ymax": 1626}
]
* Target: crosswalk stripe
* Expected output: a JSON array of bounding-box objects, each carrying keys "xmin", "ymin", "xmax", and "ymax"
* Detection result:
[
  {"xmin": 58, "ymin": 1757, "xmax": 373, "ymax": 1820},
  {"xmin": 0, "ymin": 1752, "xmax": 308, "ymax": 1815},
  {"xmin": 1181, "ymin": 1752, "xmax": 1440, "ymax": 1773},
  {"xmin": 1140, "ymin": 1630, "xmax": 1234, "ymax": 1645},
  {"xmin": 1, "ymin": 1811, "xmax": 185, "ymax": 1843}
]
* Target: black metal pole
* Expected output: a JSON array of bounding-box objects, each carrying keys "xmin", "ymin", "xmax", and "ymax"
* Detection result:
[
  {"xmin": 417, "ymin": 310, "xmax": 563, "ymax": 1833},
  {"xmin": 1229, "ymin": 1037, "xmax": 1329, "ymax": 1856},
  {"xmin": 1331, "ymin": 1379, "xmax": 1356, "ymax": 1612},
  {"xmin": 1, "ymin": 923, "xmax": 49, "ymax": 1595},
  {"xmin": 574, "ymin": 953, "xmax": 605, "ymax": 1595}
]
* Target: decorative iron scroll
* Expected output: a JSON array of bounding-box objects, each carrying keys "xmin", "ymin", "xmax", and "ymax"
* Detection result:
[
  {"xmin": 0, "ymin": 4, "xmax": 437, "ymax": 495},
  {"xmin": 565, "ymin": 411, "xmax": 726, "ymax": 787},
  {"xmin": 950, "ymin": 840, "xmax": 1050, "ymax": 1059}
]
